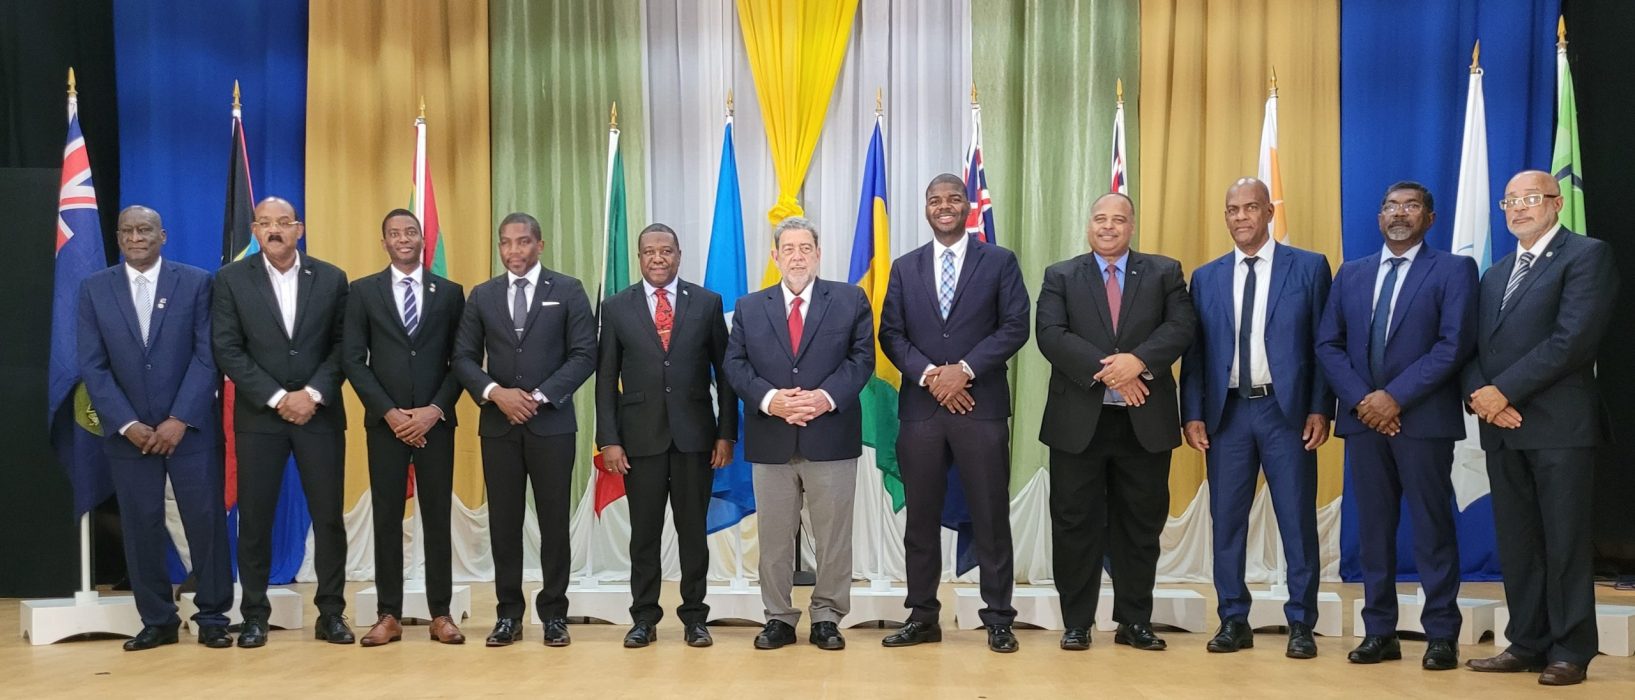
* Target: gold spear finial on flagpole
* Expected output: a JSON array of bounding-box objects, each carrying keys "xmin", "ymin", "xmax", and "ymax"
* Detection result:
[
  {"xmin": 1116, "ymin": 78, "xmax": 1123, "ymax": 105},
  {"xmin": 1269, "ymin": 66, "xmax": 1279, "ymax": 97},
  {"xmin": 1557, "ymin": 15, "xmax": 1567, "ymax": 49},
  {"xmin": 726, "ymin": 89, "xmax": 735, "ymax": 117},
  {"xmin": 971, "ymin": 82, "xmax": 978, "ymax": 106},
  {"xmin": 67, "ymin": 67, "xmax": 77, "ymax": 98},
  {"xmin": 875, "ymin": 87, "xmax": 883, "ymax": 116},
  {"xmin": 419, "ymin": 95, "xmax": 426, "ymax": 122},
  {"xmin": 1471, "ymin": 40, "xmax": 1482, "ymax": 73},
  {"xmin": 233, "ymin": 80, "xmax": 241, "ymax": 110},
  {"xmin": 610, "ymin": 101, "xmax": 619, "ymax": 130}
]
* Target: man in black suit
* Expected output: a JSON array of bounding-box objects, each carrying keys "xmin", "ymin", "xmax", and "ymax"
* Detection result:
[
  {"xmin": 1464, "ymin": 171, "xmax": 1619, "ymax": 686},
  {"xmin": 452, "ymin": 212, "xmax": 596, "ymax": 648},
  {"xmin": 724, "ymin": 216, "xmax": 873, "ymax": 651},
  {"xmin": 596, "ymin": 223, "xmax": 736, "ymax": 649},
  {"xmin": 211, "ymin": 196, "xmax": 353, "ymax": 647},
  {"xmin": 878, "ymin": 174, "xmax": 1030, "ymax": 653},
  {"xmin": 1037, "ymin": 192, "xmax": 1196, "ymax": 652},
  {"xmin": 342, "ymin": 209, "xmax": 467, "ymax": 647}
]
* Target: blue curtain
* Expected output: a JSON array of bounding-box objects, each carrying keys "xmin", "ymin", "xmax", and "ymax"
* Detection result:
[
  {"xmin": 1339, "ymin": 0, "xmax": 1557, "ymax": 582},
  {"xmin": 113, "ymin": 0, "xmax": 311, "ymax": 585}
]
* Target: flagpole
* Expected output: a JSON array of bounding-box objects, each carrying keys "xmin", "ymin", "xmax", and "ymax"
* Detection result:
[{"xmin": 61, "ymin": 67, "xmax": 98, "ymax": 600}]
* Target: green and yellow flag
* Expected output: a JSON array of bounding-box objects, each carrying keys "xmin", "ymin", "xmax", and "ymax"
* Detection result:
[
  {"xmin": 846, "ymin": 115, "xmax": 904, "ymax": 510},
  {"xmin": 1553, "ymin": 17, "xmax": 1586, "ymax": 233}
]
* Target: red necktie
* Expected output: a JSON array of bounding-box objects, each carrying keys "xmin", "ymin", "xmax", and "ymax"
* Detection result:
[
  {"xmin": 654, "ymin": 288, "xmax": 673, "ymax": 351},
  {"xmin": 788, "ymin": 296, "xmax": 804, "ymax": 355},
  {"xmin": 1105, "ymin": 263, "xmax": 1122, "ymax": 331}
]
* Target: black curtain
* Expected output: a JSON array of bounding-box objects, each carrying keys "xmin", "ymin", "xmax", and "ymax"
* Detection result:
[{"xmin": 0, "ymin": 0, "xmax": 119, "ymax": 597}]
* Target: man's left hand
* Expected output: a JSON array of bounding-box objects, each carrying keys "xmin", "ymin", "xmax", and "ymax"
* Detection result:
[
  {"xmin": 1302, "ymin": 414, "xmax": 1331, "ymax": 451},
  {"xmin": 394, "ymin": 406, "xmax": 441, "ymax": 447},
  {"xmin": 927, "ymin": 364, "xmax": 971, "ymax": 403},
  {"xmin": 146, "ymin": 418, "xmax": 188, "ymax": 457},
  {"xmin": 710, "ymin": 439, "xmax": 734, "ymax": 469},
  {"xmin": 1095, "ymin": 353, "xmax": 1146, "ymax": 388},
  {"xmin": 1469, "ymin": 385, "xmax": 1510, "ymax": 422}
]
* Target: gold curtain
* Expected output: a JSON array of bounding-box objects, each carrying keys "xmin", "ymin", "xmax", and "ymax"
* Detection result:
[
  {"xmin": 305, "ymin": 0, "xmax": 492, "ymax": 509},
  {"xmin": 1138, "ymin": 0, "xmax": 1345, "ymax": 512},
  {"xmin": 736, "ymin": 0, "xmax": 861, "ymax": 285}
]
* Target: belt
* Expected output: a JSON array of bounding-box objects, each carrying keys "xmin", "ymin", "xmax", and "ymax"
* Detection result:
[{"xmin": 1238, "ymin": 384, "xmax": 1273, "ymax": 399}]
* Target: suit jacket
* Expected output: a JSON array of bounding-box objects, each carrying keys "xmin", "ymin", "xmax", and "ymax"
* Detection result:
[
  {"xmin": 723, "ymin": 279, "xmax": 874, "ymax": 464},
  {"xmin": 1315, "ymin": 245, "xmax": 1477, "ymax": 439},
  {"xmin": 1037, "ymin": 251, "xmax": 1197, "ymax": 454},
  {"xmin": 451, "ymin": 267, "xmax": 596, "ymax": 438},
  {"xmin": 212, "ymin": 253, "xmax": 348, "ymax": 434},
  {"xmin": 595, "ymin": 280, "xmax": 737, "ymax": 456},
  {"xmin": 879, "ymin": 236, "xmax": 1030, "ymax": 421},
  {"xmin": 1181, "ymin": 244, "xmax": 1335, "ymax": 432},
  {"xmin": 341, "ymin": 267, "xmax": 465, "ymax": 429},
  {"xmin": 1461, "ymin": 230, "xmax": 1619, "ymax": 450},
  {"xmin": 77, "ymin": 261, "xmax": 218, "ymax": 458}
]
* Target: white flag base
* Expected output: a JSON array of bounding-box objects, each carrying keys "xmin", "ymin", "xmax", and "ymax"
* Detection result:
[
  {"xmin": 540, "ymin": 583, "xmax": 633, "ymax": 625},
  {"xmin": 955, "ymin": 585, "xmax": 1063, "ymax": 630},
  {"xmin": 1095, "ymin": 586, "xmax": 1209, "ymax": 633},
  {"xmin": 839, "ymin": 582, "xmax": 908, "ymax": 628},
  {"xmin": 19, "ymin": 591, "xmax": 143, "ymax": 645},
  {"xmin": 703, "ymin": 584, "xmax": 766, "ymax": 624},
  {"xmin": 179, "ymin": 585, "xmax": 304, "ymax": 633},
  {"xmin": 354, "ymin": 581, "xmax": 472, "ymax": 625},
  {"xmin": 1350, "ymin": 587, "xmax": 1500, "ymax": 645},
  {"xmin": 1247, "ymin": 588, "xmax": 1345, "ymax": 637},
  {"xmin": 1495, "ymin": 604, "xmax": 1635, "ymax": 656}
]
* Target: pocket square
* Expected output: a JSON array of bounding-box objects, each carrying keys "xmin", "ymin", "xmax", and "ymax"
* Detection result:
[{"xmin": 541, "ymin": 301, "xmax": 560, "ymax": 307}]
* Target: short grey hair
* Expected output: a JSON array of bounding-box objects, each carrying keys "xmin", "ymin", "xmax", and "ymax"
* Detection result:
[{"xmin": 773, "ymin": 216, "xmax": 819, "ymax": 248}]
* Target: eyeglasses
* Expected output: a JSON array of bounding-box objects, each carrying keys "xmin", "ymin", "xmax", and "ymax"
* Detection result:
[
  {"xmin": 253, "ymin": 218, "xmax": 301, "ymax": 229},
  {"xmin": 116, "ymin": 225, "xmax": 158, "ymax": 237},
  {"xmin": 1379, "ymin": 202, "xmax": 1424, "ymax": 215},
  {"xmin": 1498, "ymin": 193, "xmax": 1559, "ymax": 210}
]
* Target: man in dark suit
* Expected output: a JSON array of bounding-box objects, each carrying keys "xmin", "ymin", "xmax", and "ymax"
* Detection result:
[
  {"xmin": 1464, "ymin": 171, "xmax": 1619, "ymax": 686},
  {"xmin": 1037, "ymin": 192, "xmax": 1196, "ymax": 652},
  {"xmin": 1180, "ymin": 178, "xmax": 1333, "ymax": 659},
  {"xmin": 452, "ymin": 212, "xmax": 596, "ymax": 648},
  {"xmin": 212, "ymin": 197, "xmax": 352, "ymax": 647},
  {"xmin": 77, "ymin": 205, "xmax": 233, "ymax": 651},
  {"xmin": 596, "ymin": 223, "xmax": 736, "ymax": 649},
  {"xmin": 724, "ymin": 216, "xmax": 873, "ymax": 652},
  {"xmin": 342, "ymin": 209, "xmax": 467, "ymax": 647},
  {"xmin": 1315, "ymin": 181, "xmax": 1477, "ymax": 671},
  {"xmin": 878, "ymin": 174, "xmax": 1029, "ymax": 654}
]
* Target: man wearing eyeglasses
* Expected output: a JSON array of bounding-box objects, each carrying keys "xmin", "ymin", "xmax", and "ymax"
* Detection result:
[
  {"xmin": 212, "ymin": 197, "xmax": 353, "ymax": 647},
  {"xmin": 1315, "ymin": 181, "xmax": 1477, "ymax": 671},
  {"xmin": 1463, "ymin": 171, "xmax": 1618, "ymax": 686}
]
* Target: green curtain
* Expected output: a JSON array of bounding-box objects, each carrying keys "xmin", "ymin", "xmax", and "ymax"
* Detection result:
[
  {"xmin": 491, "ymin": 0, "xmax": 647, "ymax": 503},
  {"xmin": 972, "ymin": 0, "xmax": 1141, "ymax": 494}
]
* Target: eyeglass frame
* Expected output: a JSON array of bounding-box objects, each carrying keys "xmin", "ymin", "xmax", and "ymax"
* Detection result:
[{"xmin": 1497, "ymin": 193, "xmax": 1560, "ymax": 210}]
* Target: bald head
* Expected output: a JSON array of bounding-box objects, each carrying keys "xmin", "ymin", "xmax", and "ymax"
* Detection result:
[
  {"xmin": 1502, "ymin": 170, "xmax": 1563, "ymax": 244},
  {"xmin": 119, "ymin": 204, "xmax": 162, "ymax": 229},
  {"xmin": 250, "ymin": 196, "xmax": 304, "ymax": 268},
  {"xmin": 1223, "ymin": 177, "xmax": 1274, "ymax": 253},
  {"xmin": 116, "ymin": 204, "xmax": 166, "ymax": 271},
  {"xmin": 1226, "ymin": 177, "xmax": 1271, "ymax": 205}
]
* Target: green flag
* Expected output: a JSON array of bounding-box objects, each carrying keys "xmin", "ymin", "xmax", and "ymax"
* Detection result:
[
  {"xmin": 1553, "ymin": 29, "xmax": 1587, "ymax": 233},
  {"xmin": 601, "ymin": 126, "xmax": 630, "ymax": 298}
]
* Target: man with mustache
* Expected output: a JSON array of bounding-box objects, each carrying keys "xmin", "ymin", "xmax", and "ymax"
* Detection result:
[
  {"xmin": 1315, "ymin": 181, "xmax": 1477, "ymax": 671},
  {"xmin": 212, "ymin": 196, "xmax": 353, "ymax": 647}
]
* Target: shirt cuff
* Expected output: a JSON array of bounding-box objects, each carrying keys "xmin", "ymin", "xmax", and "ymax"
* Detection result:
[
  {"xmin": 532, "ymin": 389, "xmax": 548, "ymax": 405},
  {"xmin": 759, "ymin": 390, "xmax": 776, "ymax": 415},
  {"xmin": 817, "ymin": 390, "xmax": 836, "ymax": 413},
  {"xmin": 482, "ymin": 382, "xmax": 498, "ymax": 401},
  {"xmin": 267, "ymin": 389, "xmax": 288, "ymax": 408},
  {"xmin": 430, "ymin": 405, "xmax": 447, "ymax": 421},
  {"xmin": 304, "ymin": 386, "xmax": 323, "ymax": 405},
  {"xmin": 119, "ymin": 420, "xmax": 139, "ymax": 436},
  {"xmin": 959, "ymin": 360, "xmax": 975, "ymax": 380},
  {"xmin": 919, "ymin": 364, "xmax": 936, "ymax": 387}
]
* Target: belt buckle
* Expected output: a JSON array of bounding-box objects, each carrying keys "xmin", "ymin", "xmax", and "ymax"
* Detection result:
[{"xmin": 1249, "ymin": 385, "xmax": 1271, "ymax": 399}]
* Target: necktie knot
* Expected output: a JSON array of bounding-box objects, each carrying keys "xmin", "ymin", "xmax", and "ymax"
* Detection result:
[
  {"xmin": 1106, "ymin": 263, "xmax": 1118, "ymax": 276},
  {"xmin": 514, "ymin": 278, "xmax": 529, "ymax": 289},
  {"xmin": 1387, "ymin": 257, "xmax": 1405, "ymax": 269},
  {"xmin": 1243, "ymin": 256, "xmax": 1259, "ymax": 269},
  {"xmin": 791, "ymin": 297, "xmax": 803, "ymax": 312},
  {"xmin": 1519, "ymin": 251, "xmax": 1535, "ymax": 266}
]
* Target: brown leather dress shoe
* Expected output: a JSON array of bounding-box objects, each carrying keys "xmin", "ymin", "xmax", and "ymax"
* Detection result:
[
  {"xmin": 1466, "ymin": 650, "xmax": 1545, "ymax": 673},
  {"xmin": 1538, "ymin": 661, "xmax": 1587, "ymax": 686},
  {"xmin": 429, "ymin": 615, "xmax": 466, "ymax": 644},
  {"xmin": 360, "ymin": 614, "xmax": 402, "ymax": 647}
]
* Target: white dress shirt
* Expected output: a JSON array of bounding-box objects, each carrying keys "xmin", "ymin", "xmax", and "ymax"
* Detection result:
[
  {"xmin": 759, "ymin": 282, "xmax": 835, "ymax": 416},
  {"xmin": 920, "ymin": 236, "xmax": 975, "ymax": 385},
  {"xmin": 263, "ymin": 253, "xmax": 324, "ymax": 409},
  {"xmin": 118, "ymin": 259, "xmax": 163, "ymax": 435},
  {"xmin": 1229, "ymin": 239, "xmax": 1275, "ymax": 388},
  {"xmin": 391, "ymin": 264, "xmax": 423, "ymax": 328},
  {"xmin": 1513, "ymin": 223, "xmax": 1563, "ymax": 275},
  {"xmin": 1371, "ymin": 242, "xmax": 1423, "ymax": 332},
  {"xmin": 483, "ymin": 263, "xmax": 547, "ymax": 404}
]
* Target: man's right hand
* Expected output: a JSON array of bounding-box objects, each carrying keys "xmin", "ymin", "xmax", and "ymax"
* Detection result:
[
  {"xmin": 600, "ymin": 445, "xmax": 630, "ymax": 475},
  {"xmin": 277, "ymin": 390, "xmax": 318, "ymax": 425},
  {"xmin": 1183, "ymin": 420, "xmax": 1210, "ymax": 452},
  {"xmin": 769, "ymin": 388, "xmax": 822, "ymax": 426},
  {"xmin": 491, "ymin": 388, "xmax": 540, "ymax": 425},
  {"xmin": 125, "ymin": 423, "xmax": 156, "ymax": 454},
  {"xmin": 939, "ymin": 388, "xmax": 975, "ymax": 414}
]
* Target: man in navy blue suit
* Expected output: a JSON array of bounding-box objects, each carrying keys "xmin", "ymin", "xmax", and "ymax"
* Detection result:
[
  {"xmin": 724, "ymin": 216, "xmax": 873, "ymax": 652},
  {"xmin": 77, "ymin": 205, "xmax": 232, "ymax": 651},
  {"xmin": 1181, "ymin": 178, "xmax": 1333, "ymax": 659},
  {"xmin": 1316, "ymin": 181, "xmax": 1477, "ymax": 671},
  {"xmin": 878, "ymin": 174, "xmax": 1030, "ymax": 654}
]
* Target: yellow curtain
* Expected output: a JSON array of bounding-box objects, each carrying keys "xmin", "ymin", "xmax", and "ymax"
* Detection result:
[
  {"xmin": 1138, "ymin": 0, "xmax": 1345, "ymax": 513},
  {"xmin": 736, "ymin": 0, "xmax": 860, "ymax": 285},
  {"xmin": 304, "ymin": 0, "xmax": 492, "ymax": 509}
]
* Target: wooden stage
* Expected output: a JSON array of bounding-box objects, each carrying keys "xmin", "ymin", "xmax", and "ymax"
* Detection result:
[{"xmin": 5, "ymin": 581, "xmax": 1633, "ymax": 698}]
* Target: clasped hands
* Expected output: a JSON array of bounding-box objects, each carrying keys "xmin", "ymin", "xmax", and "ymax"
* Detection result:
[
  {"xmin": 490, "ymin": 387, "xmax": 541, "ymax": 425},
  {"xmin": 384, "ymin": 406, "xmax": 442, "ymax": 448},
  {"xmin": 1355, "ymin": 390, "xmax": 1402, "ymax": 436},
  {"xmin": 123, "ymin": 417, "xmax": 188, "ymax": 456},
  {"xmin": 768, "ymin": 388, "xmax": 833, "ymax": 427},
  {"xmin": 1095, "ymin": 353, "xmax": 1150, "ymax": 407},
  {"xmin": 1469, "ymin": 385, "xmax": 1522, "ymax": 429},
  {"xmin": 275, "ymin": 389, "xmax": 318, "ymax": 425},
  {"xmin": 924, "ymin": 364, "xmax": 974, "ymax": 414}
]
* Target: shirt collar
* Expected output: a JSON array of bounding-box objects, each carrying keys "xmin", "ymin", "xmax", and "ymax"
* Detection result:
[
  {"xmin": 390, "ymin": 264, "xmax": 423, "ymax": 287},
  {"xmin": 1097, "ymin": 250, "xmax": 1130, "ymax": 273},
  {"xmin": 265, "ymin": 251, "xmax": 302, "ymax": 278},
  {"xmin": 507, "ymin": 263, "xmax": 541, "ymax": 288},
  {"xmin": 1519, "ymin": 223, "xmax": 1563, "ymax": 258},
  {"xmin": 642, "ymin": 277, "xmax": 680, "ymax": 300},
  {"xmin": 782, "ymin": 280, "xmax": 814, "ymax": 308},
  {"xmin": 1379, "ymin": 242, "xmax": 1422, "ymax": 264},
  {"xmin": 1233, "ymin": 237, "xmax": 1277, "ymax": 266},
  {"xmin": 125, "ymin": 257, "xmax": 162, "ymax": 284},
  {"xmin": 934, "ymin": 233, "xmax": 970, "ymax": 261}
]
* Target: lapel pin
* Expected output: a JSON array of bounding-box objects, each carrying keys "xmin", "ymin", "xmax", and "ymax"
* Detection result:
[
  {"xmin": 157, "ymin": 298, "xmax": 168, "ymax": 309},
  {"xmin": 303, "ymin": 268, "xmax": 313, "ymax": 275},
  {"xmin": 429, "ymin": 281, "xmax": 437, "ymax": 293},
  {"xmin": 1545, "ymin": 251, "xmax": 1554, "ymax": 258}
]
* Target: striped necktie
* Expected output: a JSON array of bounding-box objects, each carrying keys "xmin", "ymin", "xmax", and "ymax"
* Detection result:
[
  {"xmin": 1501, "ymin": 252, "xmax": 1535, "ymax": 311},
  {"xmin": 401, "ymin": 277, "xmax": 419, "ymax": 335}
]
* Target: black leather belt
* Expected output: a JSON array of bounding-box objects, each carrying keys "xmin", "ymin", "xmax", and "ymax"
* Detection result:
[{"xmin": 1241, "ymin": 384, "xmax": 1273, "ymax": 399}]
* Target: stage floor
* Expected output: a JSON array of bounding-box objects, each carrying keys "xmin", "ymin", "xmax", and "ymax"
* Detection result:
[{"xmin": 5, "ymin": 581, "xmax": 1633, "ymax": 698}]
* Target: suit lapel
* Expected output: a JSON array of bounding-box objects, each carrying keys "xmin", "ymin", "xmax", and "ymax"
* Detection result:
[
  {"xmin": 1115, "ymin": 255, "xmax": 1147, "ymax": 344},
  {"xmin": 1386, "ymin": 250, "xmax": 1433, "ymax": 344},
  {"xmin": 519, "ymin": 270, "xmax": 554, "ymax": 341},
  {"xmin": 915, "ymin": 244, "xmax": 939, "ymax": 317},
  {"xmin": 946, "ymin": 238, "xmax": 985, "ymax": 321},
  {"xmin": 291, "ymin": 257, "xmax": 316, "ymax": 340},
  {"xmin": 763, "ymin": 285, "xmax": 794, "ymax": 360},
  {"xmin": 107, "ymin": 269, "xmax": 145, "ymax": 351},
  {"xmin": 1483, "ymin": 252, "xmax": 1514, "ymax": 339},
  {"xmin": 634, "ymin": 285, "xmax": 666, "ymax": 353},
  {"xmin": 1261, "ymin": 249, "xmax": 1293, "ymax": 323},
  {"xmin": 795, "ymin": 282, "xmax": 832, "ymax": 360},
  {"xmin": 1494, "ymin": 232, "xmax": 1568, "ymax": 330},
  {"xmin": 667, "ymin": 283, "xmax": 695, "ymax": 354},
  {"xmin": 249, "ymin": 255, "xmax": 292, "ymax": 342},
  {"xmin": 375, "ymin": 271, "xmax": 412, "ymax": 343},
  {"xmin": 145, "ymin": 265, "xmax": 181, "ymax": 351},
  {"xmin": 1080, "ymin": 256, "xmax": 1117, "ymax": 342}
]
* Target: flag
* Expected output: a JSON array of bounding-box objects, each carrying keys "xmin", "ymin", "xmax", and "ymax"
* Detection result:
[
  {"xmin": 1553, "ymin": 19, "xmax": 1586, "ymax": 233},
  {"xmin": 702, "ymin": 114, "xmax": 756, "ymax": 533},
  {"xmin": 51, "ymin": 70, "xmax": 113, "ymax": 517},
  {"xmin": 1110, "ymin": 86, "xmax": 1129, "ymax": 195},
  {"xmin": 846, "ymin": 116, "xmax": 905, "ymax": 511},
  {"xmin": 1257, "ymin": 82, "xmax": 1289, "ymax": 242},
  {"xmin": 401, "ymin": 108, "xmax": 447, "ymax": 500},
  {"xmin": 1449, "ymin": 55, "xmax": 1492, "ymax": 510},
  {"xmin": 592, "ymin": 117, "xmax": 630, "ymax": 516},
  {"xmin": 221, "ymin": 93, "xmax": 256, "ymax": 510},
  {"xmin": 963, "ymin": 101, "xmax": 995, "ymax": 243}
]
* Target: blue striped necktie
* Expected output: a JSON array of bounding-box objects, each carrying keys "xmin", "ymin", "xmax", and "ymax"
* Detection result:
[
  {"xmin": 939, "ymin": 249, "xmax": 955, "ymax": 319},
  {"xmin": 401, "ymin": 277, "xmax": 419, "ymax": 335}
]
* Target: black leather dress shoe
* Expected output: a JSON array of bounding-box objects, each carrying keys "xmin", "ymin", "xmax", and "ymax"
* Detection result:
[
  {"xmin": 123, "ymin": 624, "xmax": 179, "ymax": 651},
  {"xmin": 1422, "ymin": 639, "xmax": 1458, "ymax": 670},
  {"xmin": 882, "ymin": 620, "xmax": 942, "ymax": 647},
  {"xmin": 197, "ymin": 625, "xmax": 233, "ymax": 649},
  {"xmin": 1060, "ymin": 627, "xmax": 1091, "ymax": 651},
  {"xmin": 987, "ymin": 624, "xmax": 1019, "ymax": 653},
  {"xmin": 485, "ymin": 618, "xmax": 523, "ymax": 647},
  {"xmin": 1538, "ymin": 661, "xmax": 1587, "ymax": 686},
  {"xmin": 684, "ymin": 622, "xmax": 713, "ymax": 647},
  {"xmin": 1285, "ymin": 622, "xmax": 1317, "ymax": 659},
  {"xmin": 754, "ymin": 620, "xmax": 796, "ymax": 650},
  {"xmin": 1207, "ymin": 619, "xmax": 1254, "ymax": 653},
  {"xmin": 237, "ymin": 619, "xmax": 269, "ymax": 649},
  {"xmin": 623, "ymin": 621, "xmax": 656, "ymax": 648},
  {"xmin": 1466, "ymin": 650, "xmax": 1545, "ymax": 673},
  {"xmin": 1347, "ymin": 635, "xmax": 1401, "ymax": 664},
  {"xmin": 1114, "ymin": 623, "xmax": 1167, "ymax": 651},
  {"xmin": 314, "ymin": 613, "xmax": 355, "ymax": 644},
  {"xmin": 542, "ymin": 618, "xmax": 571, "ymax": 647},
  {"xmin": 809, "ymin": 621, "xmax": 845, "ymax": 650}
]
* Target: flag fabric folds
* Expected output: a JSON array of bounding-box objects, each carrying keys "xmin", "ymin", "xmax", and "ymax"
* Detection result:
[
  {"xmin": 846, "ymin": 116, "xmax": 905, "ymax": 511},
  {"xmin": 702, "ymin": 115, "xmax": 756, "ymax": 534},
  {"xmin": 1553, "ymin": 25, "xmax": 1586, "ymax": 234},
  {"xmin": 1257, "ymin": 84, "xmax": 1289, "ymax": 242},
  {"xmin": 401, "ymin": 110, "xmax": 448, "ymax": 500},
  {"xmin": 1449, "ymin": 59, "xmax": 1493, "ymax": 512},
  {"xmin": 592, "ymin": 121, "xmax": 631, "ymax": 517},
  {"xmin": 1110, "ymin": 92, "xmax": 1129, "ymax": 195},
  {"xmin": 52, "ymin": 77, "xmax": 113, "ymax": 518},
  {"xmin": 963, "ymin": 101, "xmax": 995, "ymax": 243}
]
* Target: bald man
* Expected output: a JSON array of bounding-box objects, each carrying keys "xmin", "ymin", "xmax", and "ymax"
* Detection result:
[
  {"xmin": 212, "ymin": 197, "xmax": 352, "ymax": 648},
  {"xmin": 1181, "ymin": 179, "xmax": 1333, "ymax": 659},
  {"xmin": 1463, "ymin": 171, "xmax": 1619, "ymax": 686}
]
